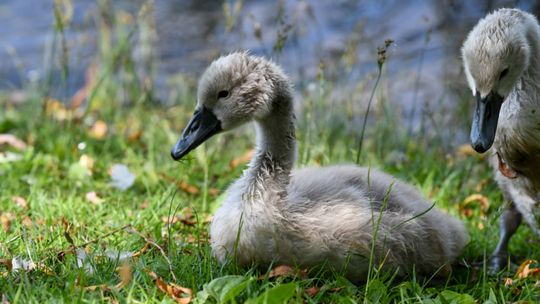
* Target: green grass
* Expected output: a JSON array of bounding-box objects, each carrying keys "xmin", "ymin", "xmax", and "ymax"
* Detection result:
[{"xmin": 2, "ymin": 1, "xmax": 540, "ymax": 303}]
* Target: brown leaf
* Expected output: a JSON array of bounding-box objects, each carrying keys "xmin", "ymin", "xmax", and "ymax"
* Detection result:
[
  {"xmin": 516, "ymin": 259, "xmax": 540, "ymax": 279},
  {"xmin": 162, "ymin": 215, "xmax": 197, "ymax": 227},
  {"xmin": 162, "ymin": 208, "xmax": 197, "ymax": 226},
  {"xmin": 208, "ymin": 188, "xmax": 220, "ymax": 197},
  {"xmin": 0, "ymin": 134, "xmax": 27, "ymax": 150},
  {"xmin": 11, "ymin": 196, "xmax": 28, "ymax": 209},
  {"xmin": 0, "ymin": 259, "xmax": 12, "ymax": 271},
  {"xmin": 504, "ymin": 277, "xmax": 514, "ymax": 286},
  {"xmin": 89, "ymin": 120, "xmax": 108, "ymax": 139},
  {"xmin": 127, "ymin": 130, "xmax": 143, "ymax": 142},
  {"xmin": 115, "ymin": 263, "xmax": 132, "ymax": 289},
  {"xmin": 261, "ymin": 265, "xmax": 308, "ymax": 280},
  {"xmin": 147, "ymin": 270, "xmax": 192, "ymax": 304},
  {"xmin": 178, "ymin": 181, "xmax": 199, "ymax": 195},
  {"xmin": 132, "ymin": 242, "xmax": 151, "ymax": 258},
  {"xmin": 304, "ymin": 286, "xmax": 320, "ymax": 297},
  {"xmin": 70, "ymin": 64, "xmax": 97, "ymax": 110},
  {"xmin": 86, "ymin": 191, "xmax": 104, "ymax": 205},
  {"xmin": 229, "ymin": 149, "xmax": 255, "ymax": 169},
  {"xmin": 0, "ymin": 213, "xmax": 14, "ymax": 232},
  {"xmin": 21, "ymin": 216, "xmax": 33, "ymax": 228}
]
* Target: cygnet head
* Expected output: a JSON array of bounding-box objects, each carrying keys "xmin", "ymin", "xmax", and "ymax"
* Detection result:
[
  {"xmin": 171, "ymin": 52, "xmax": 290, "ymax": 160},
  {"xmin": 462, "ymin": 8, "xmax": 534, "ymax": 153}
]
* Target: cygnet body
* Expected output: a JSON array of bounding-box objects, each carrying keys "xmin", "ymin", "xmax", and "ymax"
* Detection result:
[
  {"xmin": 462, "ymin": 8, "xmax": 540, "ymax": 270},
  {"xmin": 171, "ymin": 52, "xmax": 468, "ymax": 281}
]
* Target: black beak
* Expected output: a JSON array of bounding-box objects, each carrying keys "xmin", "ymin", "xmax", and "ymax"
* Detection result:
[
  {"xmin": 470, "ymin": 91, "xmax": 504, "ymax": 153},
  {"xmin": 171, "ymin": 106, "xmax": 222, "ymax": 160}
]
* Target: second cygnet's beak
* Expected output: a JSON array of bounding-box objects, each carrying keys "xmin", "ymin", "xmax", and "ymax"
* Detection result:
[
  {"xmin": 470, "ymin": 91, "xmax": 504, "ymax": 153},
  {"xmin": 171, "ymin": 106, "xmax": 222, "ymax": 160}
]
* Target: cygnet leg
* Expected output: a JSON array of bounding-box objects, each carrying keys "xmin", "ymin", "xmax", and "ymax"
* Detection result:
[{"xmin": 489, "ymin": 203, "xmax": 522, "ymax": 272}]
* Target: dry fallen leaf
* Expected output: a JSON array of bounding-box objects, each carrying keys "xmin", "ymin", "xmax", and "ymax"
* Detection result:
[
  {"xmin": 147, "ymin": 270, "xmax": 192, "ymax": 304},
  {"xmin": 21, "ymin": 216, "xmax": 33, "ymax": 228},
  {"xmin": 177, "ymin": 181, "xmax": 199, "ymax": 195},
  {"xmin": 11, "ymin": 196, "xmax": 28, "ymax": 209},
  {"xmin": 0, "ymin": 259, "xmax": 12, "ymax": 271},
  {"xmin": 0, "ymin": 134, "xmax": 27, "ymax": 150},
  {"xmin": 260, "ymin": 265, "xmax": 308, "ymax": 280},
  {"xmin": 516, "ymin": 259, "xmax": 540, "ymax": 279},
  {"xmin": 229, "ymin": 149, "xmax": 255, "ymax": 169},
  {"xmin": 89, "ymin": 120, "xmax": 108, "ymax": 139},
  {"xmin": 504, "ymin": 277, "xmax": 514, "ymax": 286},
  {"xmin": 115, "ymin": 263, "xmax": 132, "ymax": 289},
  {"xmin": 0, "ymin": 213, "xmax": 14, "ymax": 232},
  {"xmin": 132, "ymin": 242, "xmax": 151, "ymax": 258},
  {"xmin": 70, "ymin": 63, "xmax": 97, "ymax": 110},
  {"xmin": 127, "ymin": 130, "xmax": 143, "ymax": 142},
  {"xmin": 305, "ymin": 286, "xmax": 320, "ymax": 297},
  {"xmin": 86, "ymin": 191, "xmax": 104, "ymax": 205},
  {"xmin": 461, "ymin": 194, "xmax": 490, "ymax": 218},
  {"xmin": 162, "ymin": 208, "xmax": 197, "ymax": 226},
  {"xmin": 208, "ymin": 188, "xmax": 220, "ymax": 196}
]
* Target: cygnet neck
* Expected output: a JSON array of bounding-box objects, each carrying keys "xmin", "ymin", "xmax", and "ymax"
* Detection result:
[{"xmin": 245, "ymin": 89, "xmax": 296, "ymax": 198}]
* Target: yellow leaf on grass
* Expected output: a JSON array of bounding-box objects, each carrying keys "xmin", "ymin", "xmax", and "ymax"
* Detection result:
[
  {"xmin": 516, "ymin": 259, "xmax": 540, "ymax": 279},
  {"xmin": 89, "ymin": 120, "xmax": 108, "ymax": 139},
  {"xmin": 462, "ymin": 193, "xmax": 489, "ymax": 213}
]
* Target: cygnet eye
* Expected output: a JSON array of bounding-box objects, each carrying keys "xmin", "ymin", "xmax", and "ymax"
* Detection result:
[{"xmin": 217, "ymin": 90, "xmax": 230, "ymax": 99}]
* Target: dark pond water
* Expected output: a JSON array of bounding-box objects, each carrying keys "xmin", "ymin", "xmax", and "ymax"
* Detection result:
[{"xmin": 1, "ymin": 0, "xmax": 537, "ymax": 141}]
